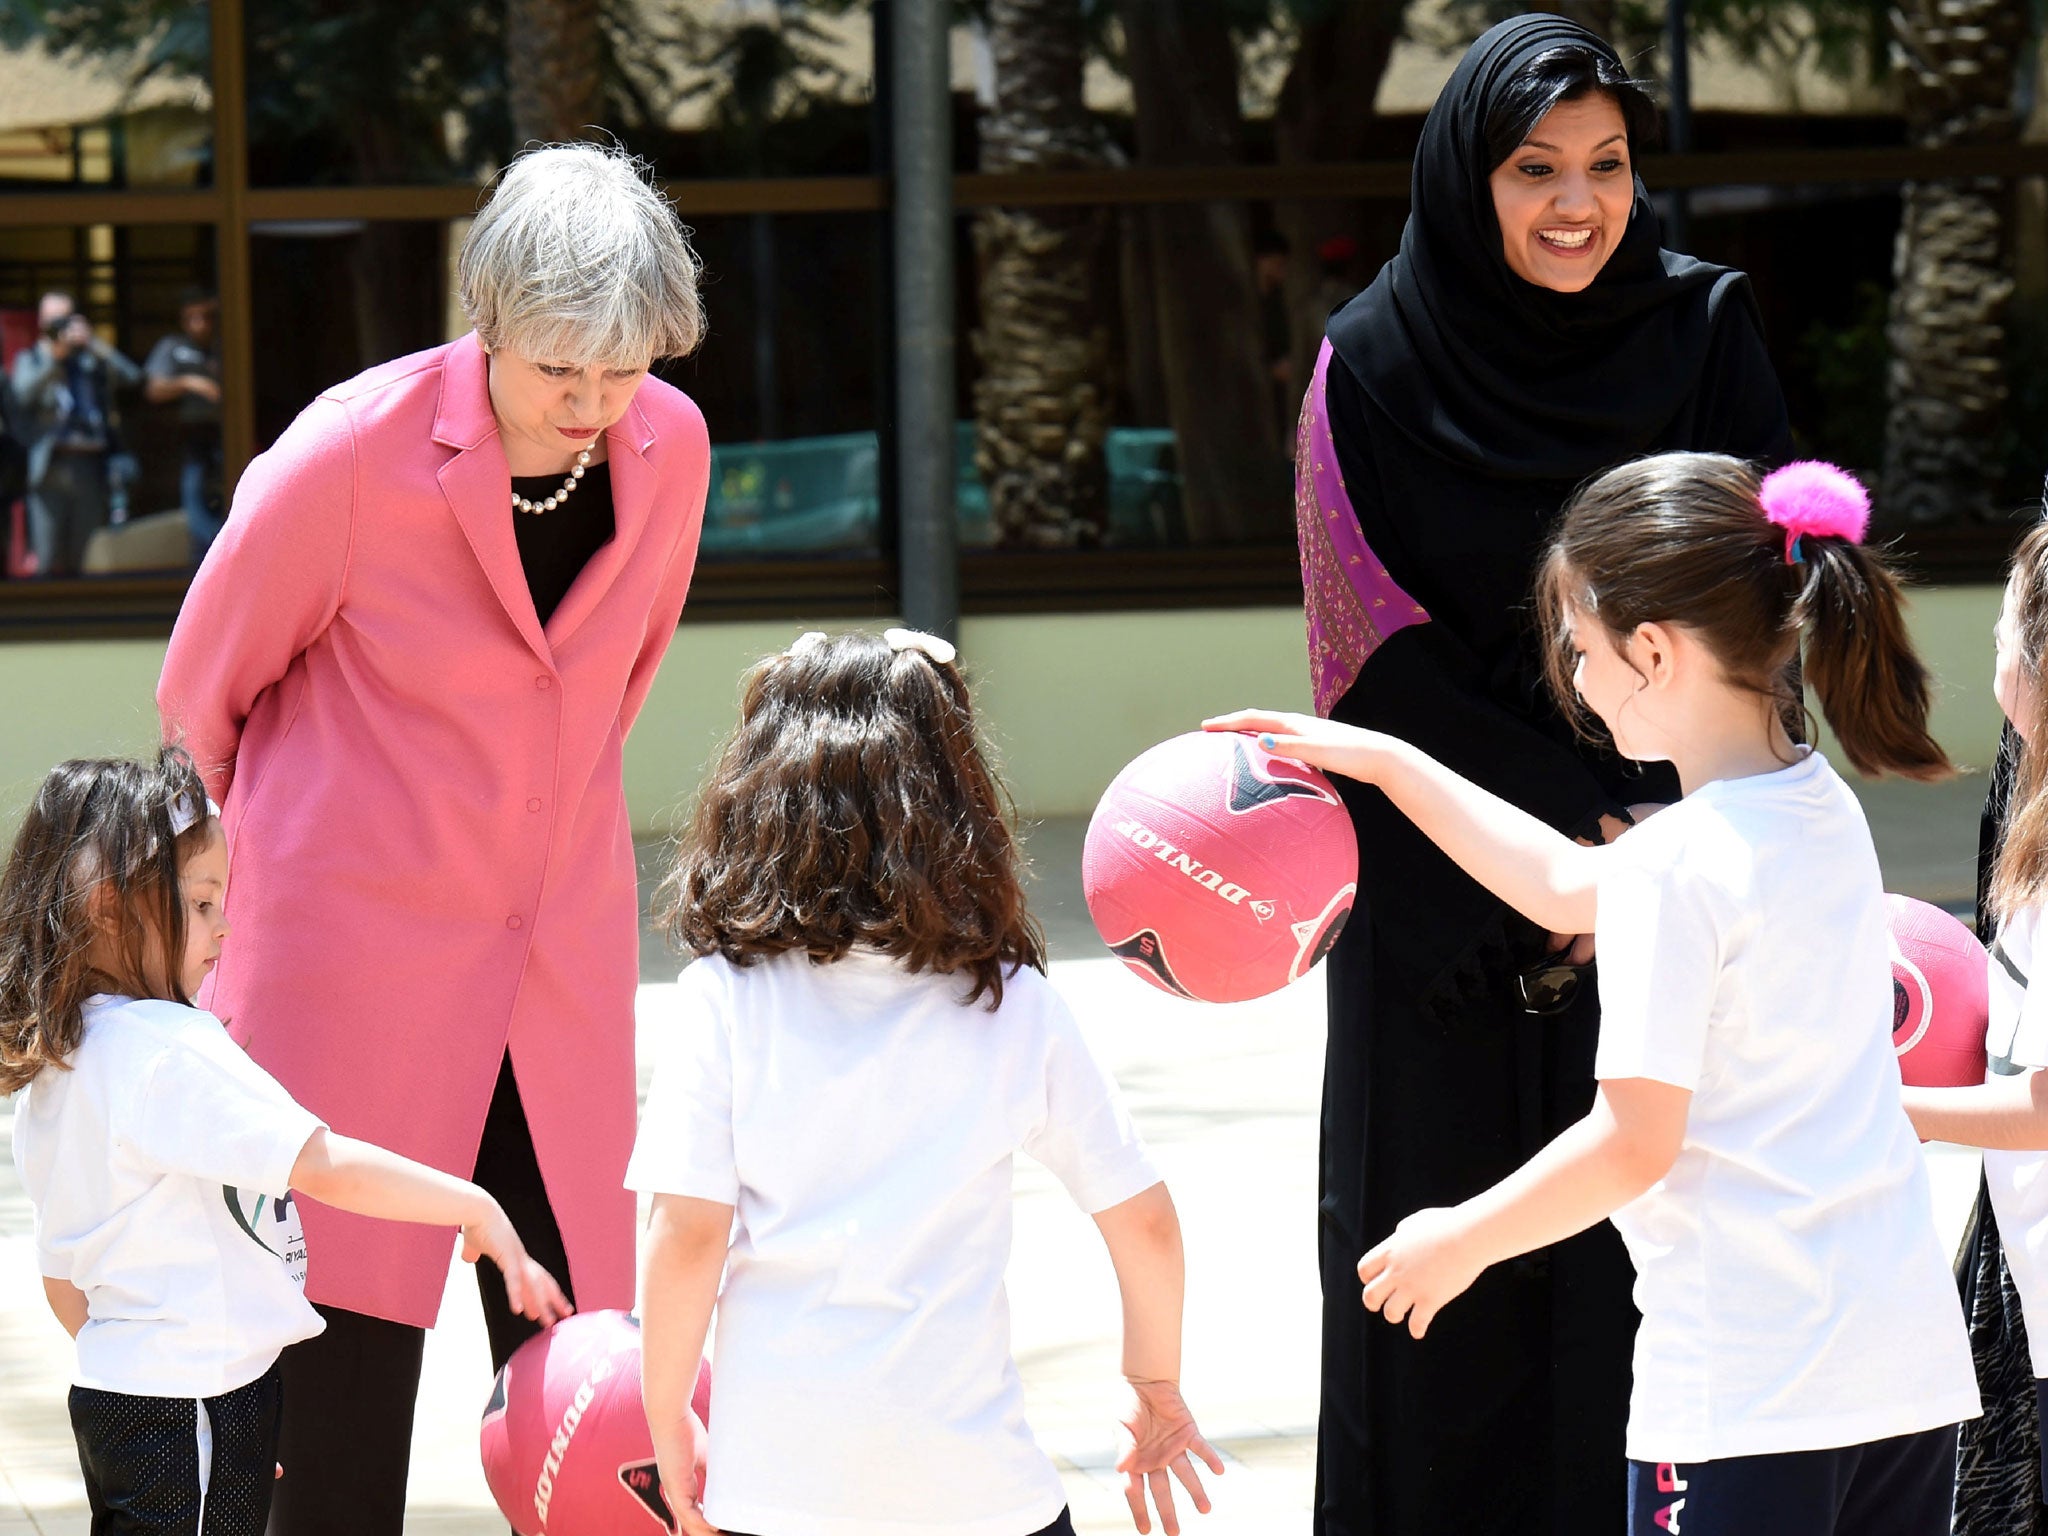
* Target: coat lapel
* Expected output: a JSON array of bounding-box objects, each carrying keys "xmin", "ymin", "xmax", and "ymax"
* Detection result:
[
  {"xmin": 544, "ymin": 392, "xmax": 659, "ymax": 650},
  {"xmin": 432, "ymin": 335, "xmax": 549, "ymax": 665}
]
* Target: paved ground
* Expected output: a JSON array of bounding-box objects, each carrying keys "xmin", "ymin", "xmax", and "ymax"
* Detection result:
[{"xmin": 0, "ymin": 774, "xmax": 1997, "ymax": 1534}]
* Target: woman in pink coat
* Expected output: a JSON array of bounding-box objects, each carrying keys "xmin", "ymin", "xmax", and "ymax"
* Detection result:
[{"xmin": 155, "ymin": 143, "xmax": 709, "ymax": 1535}]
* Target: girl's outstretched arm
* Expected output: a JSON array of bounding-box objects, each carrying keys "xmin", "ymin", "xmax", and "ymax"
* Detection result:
[
  {"xmin": 1093, "ymin": 1182, "xmax": 1224, "ymax": 1536},
  {"xmin": 639, "ymin": 1193, "xmax": 730, "ymax": 1536},
  {"xmin": 1203, "ymin": 712, "xmax": 1604, "ymax": 938},
  {"xmin": 1903, "ymin": 1070, "xmax": 2048, "ymax": 1149},
  {"xmin": 1358, "ymin": 1077, "xmax": 1691, "ymax": 1339},
  {"xmin": 288, "ymin": 1128, "xmax": 571, "ymax": 1325}
]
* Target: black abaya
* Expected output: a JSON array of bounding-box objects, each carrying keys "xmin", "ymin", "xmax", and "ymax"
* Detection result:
[{"xmin": 1305, "ymin": 18, "xmax": 1793, "ymax": 1535}]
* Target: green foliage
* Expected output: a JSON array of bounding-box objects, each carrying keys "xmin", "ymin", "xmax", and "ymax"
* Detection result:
[
  {"xmin": 624, "ymin": 1, "xmax": 857, "ymax": 173},
  {"xmin": 0, "ymin": 0, "xmax": 511, "ymax": 181},
  {"xmin": 1685, "ymin": 0, "xmax": 1889, "ymax": 85},
  {"xmin": 1435, "ymin": 0, "xmax": 1891, "ymax": 87}
]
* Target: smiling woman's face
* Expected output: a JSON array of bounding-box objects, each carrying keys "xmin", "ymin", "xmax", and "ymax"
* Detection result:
[{"xmin": 1488, "ymin": 92, "xmax": 1634, "ymax": 294}]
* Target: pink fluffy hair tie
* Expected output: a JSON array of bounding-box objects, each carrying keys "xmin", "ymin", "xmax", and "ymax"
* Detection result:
[{"xmin": 1759, "ymin": 460, "xmax": 1871, "ymax": 566}]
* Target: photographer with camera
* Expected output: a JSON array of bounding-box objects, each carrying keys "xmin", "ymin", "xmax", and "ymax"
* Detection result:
[{"xmin": 9, "ymin": 290, "xmax": 142, "ymax": 577}]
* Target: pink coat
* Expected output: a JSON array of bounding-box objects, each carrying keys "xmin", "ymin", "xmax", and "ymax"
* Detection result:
[{"xmin": 158, "ymin": 333, "xmax": 708, "ymax": 1326}]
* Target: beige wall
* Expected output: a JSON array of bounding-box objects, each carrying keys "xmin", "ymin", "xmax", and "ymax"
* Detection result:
[{"xmin": 0, "ymin": 586, "xmax": 2006, "ymax": 844}]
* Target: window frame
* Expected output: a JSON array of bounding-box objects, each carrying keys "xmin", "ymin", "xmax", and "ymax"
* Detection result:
[{"xmin": 0, "ymin": 0, "xmax": 2041, "ymax": 636}]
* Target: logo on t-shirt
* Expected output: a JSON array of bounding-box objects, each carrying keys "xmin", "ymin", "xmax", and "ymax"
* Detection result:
[{"xmin": 223, "ymin": 1187, "xmax": 309, "ymax": 1290}]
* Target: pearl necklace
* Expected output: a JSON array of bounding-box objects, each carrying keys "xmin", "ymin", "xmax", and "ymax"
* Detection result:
[{"xmin": 511, "ymin": 448, "xmax": 592, "ymax": 515}]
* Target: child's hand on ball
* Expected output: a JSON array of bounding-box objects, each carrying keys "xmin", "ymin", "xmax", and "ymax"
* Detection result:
[
  {"xmin": 461, "ymin": 1198, "xmax": 573, "ymax": 1325},
  {"xmin": 1201, "ymin": 710, "xmax": 1391, "ymax": 783},
  {"xmin": 1357, "ymin": 1207, "xmax": 1486, "ymax": 1339}
]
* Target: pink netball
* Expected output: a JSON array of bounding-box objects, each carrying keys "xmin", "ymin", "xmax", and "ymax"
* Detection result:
[
  {"xmin": 1082, "ymin": 731, "xmax": 1358, "ymax": 1003},
  {"xmin": 480, "ymin": 1308, "xmax": 712, "ymax": 1536},
  {"xmin": 1885, "ymin": 894, "xmax": 1989, "ymax": 1089}
]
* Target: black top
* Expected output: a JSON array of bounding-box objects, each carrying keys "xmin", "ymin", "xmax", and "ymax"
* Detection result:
[
  {"xmin": 1315, "ymin": 14, "xmax": 1793, "ymax": 1027},
  {"xmin": 510, "ymin": 461, "xmax": 614, "ymax": 629}
]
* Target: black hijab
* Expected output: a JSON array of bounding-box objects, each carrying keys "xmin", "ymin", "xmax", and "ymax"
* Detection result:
[{"xmin": 1327, "ymin": 13, "xmax": 1765, "ymax": 481}]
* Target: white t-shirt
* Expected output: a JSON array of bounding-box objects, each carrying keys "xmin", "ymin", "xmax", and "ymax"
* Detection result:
[
  {"xmin": 11, "ymin": 995, "xmax": 326, "ymax": 1397},
  {"xmin": 625, "ymin": 951, "xmax": 1162, "ymax": 1536},
  {"xmin": 1981, "ymin": 903, "xmax": 2048, "ymax": 1374},
  {"xmin": 1593, "ymin": 750, "xmax": 1978, "ymax": 1462}
]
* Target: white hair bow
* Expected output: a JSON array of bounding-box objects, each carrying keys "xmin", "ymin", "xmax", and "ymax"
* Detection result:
[
  {"xmin": 169, "ymin": 789, "xmax": 221, "ymax": 837},
  {"xmin": 884, "ymin": 627, "xmax": 957, "ymax": 666},
  {"xmin": 783, "ymin": 628, "xmax": 958, "ymax": 667}
]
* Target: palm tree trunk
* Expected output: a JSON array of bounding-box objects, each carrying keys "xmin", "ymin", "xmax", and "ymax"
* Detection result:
[
  {"xmin": 1117, "ymin": 0, "xmax": 1287, "ymax": 544},
  {"xmin": 1272, "ymin": 2, "xmax": 1403, "ymax": 406},
  {"xmin": 504, "ymin": 0, "xmax": 603, "ymax": 148},
  {"xmin": 973, "ymin": 0, "xmax": 1112, "ymax": 548},
  {"xmin": 1878, "ymin": 0, "xmax": 2026, "ymax": 525}
]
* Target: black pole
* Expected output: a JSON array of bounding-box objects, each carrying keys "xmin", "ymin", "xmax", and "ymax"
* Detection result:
[
  {"xmin": 1663, "ymin": 0, "xmax": 1693, "ymax": 251},
  {"xmin": 889, "ymin": 0, "xmax": 958, "ymax": 640}
]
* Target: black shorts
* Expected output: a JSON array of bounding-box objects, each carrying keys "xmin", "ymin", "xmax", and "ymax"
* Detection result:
[
  {"xmin": 66, "ymin": 1365, "xmax": 283, "ymax": 1535},
  {"xmin": 723, "ymin": 1509, "xmax": 1075, "ymax": 1536},
  {"xmin": 1628, "ymin": 1425, "xmax": 1957, "ymax": 1536}
]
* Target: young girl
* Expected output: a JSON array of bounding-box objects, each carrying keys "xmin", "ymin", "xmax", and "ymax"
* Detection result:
[
  {"xmin": 1, "ymin": 750, "xmax": 571, "ymax": 1534},
  {"xmin": 630, "ymin": 628, "xmax": 1222, "ymax": 1536},
  {"xmin": 1897, "ymin": 516, "xmax": 2048, "ymax": 1516},
  {"xmin": 1211, "ymin": 453, "xmax": 1980, "ymax": 1536}
]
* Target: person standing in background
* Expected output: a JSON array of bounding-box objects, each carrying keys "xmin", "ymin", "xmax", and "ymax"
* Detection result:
[
  {"xmin": 10, "ymin": 291, "xmax": 141, "ymax": 578},
  {"xmin": 144, "ymin": 289, "xmax": 223, "ymax": 563}
]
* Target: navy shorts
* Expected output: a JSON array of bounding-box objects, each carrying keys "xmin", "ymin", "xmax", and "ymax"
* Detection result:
[
  {"xmin": 67, "ymin": 1365, "xmax": 283, "ymax": 1535},
  {"xmin": 723, "ymin": 1510, "xmax": 1074, "ymax": 1536},
  {"xmin": 1628, "ymin": 1425, "xmax": 1957, "ymax": 1536}
]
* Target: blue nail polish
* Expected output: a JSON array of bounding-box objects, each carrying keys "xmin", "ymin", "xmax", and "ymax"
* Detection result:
[{"xmin": 1259, "ymin": 733, "xmax": 1277, "ymax": 749}]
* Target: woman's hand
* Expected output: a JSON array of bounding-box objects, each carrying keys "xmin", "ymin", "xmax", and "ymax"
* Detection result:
[
  {"xmin": 1201, "ymin": 710, "xmax": 1393, "ymax": 784},
  {"xmin": 460, "ymin": 1199, "xmax": 573, "ymax": 1326},
  {"xmin": 650, "ymin": 1409, "xmax": 715, "ymax": 1536},
  {"xmin": 1117, "ymin": 1379, "xmax": 1224, "ymax": 1536},
  {"xmin": 1357, "ymin": 1207, "xmax": 1487, "ymax": 1340}
]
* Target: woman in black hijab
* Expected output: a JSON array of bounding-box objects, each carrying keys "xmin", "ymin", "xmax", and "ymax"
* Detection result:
[{"xmin": 1295, "ymin": 16, "xmax": 1791, "ymax": 1534}]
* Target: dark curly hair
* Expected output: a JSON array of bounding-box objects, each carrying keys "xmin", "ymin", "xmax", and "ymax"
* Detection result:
[
  {"xmin": 0, "ymin": 748, "xmax": 215, "ymax": 1096},
  {"xmin": 657, "ymin": 631, "xmax": 1046, "ymax": 1008}
]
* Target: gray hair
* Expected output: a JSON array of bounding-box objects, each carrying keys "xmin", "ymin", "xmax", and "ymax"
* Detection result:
[{"xmin": 459, "ymin": 143, "xmax": 705, "ymax": 367}]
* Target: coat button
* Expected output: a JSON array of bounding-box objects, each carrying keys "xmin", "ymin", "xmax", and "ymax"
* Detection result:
[
  {"xmin": 506, "ymin": 915, "xmax": 523, "ymax": 930},
  {"xmin": 526, "ymin": 798, "xmax": 542, "ymax": 813},
  {"xmin": 535, "ymin": 675, "xmax": 552, "ymax": 690}
]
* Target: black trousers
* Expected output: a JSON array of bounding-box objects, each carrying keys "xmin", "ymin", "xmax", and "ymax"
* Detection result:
[
  {"xmin": 266, "ymin": 1057, "xmax": 573, "ymax": 1536},
  {"xmin": 70, "ymin": 1365, "xmax": 284, "ymax": 1536}
]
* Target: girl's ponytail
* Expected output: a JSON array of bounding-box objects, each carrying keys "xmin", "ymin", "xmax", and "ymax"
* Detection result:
[
  {"xmin": 1764, "ymin": 462, "xmax": 1950, "ymax": 783},
  {"xmin": 1794, "ymin": 538, "xmax": 1949, "ymax": 781},
  {"xmin": 1543, "ymin": 454, "xmax": 1951, "ymax": 784}
]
